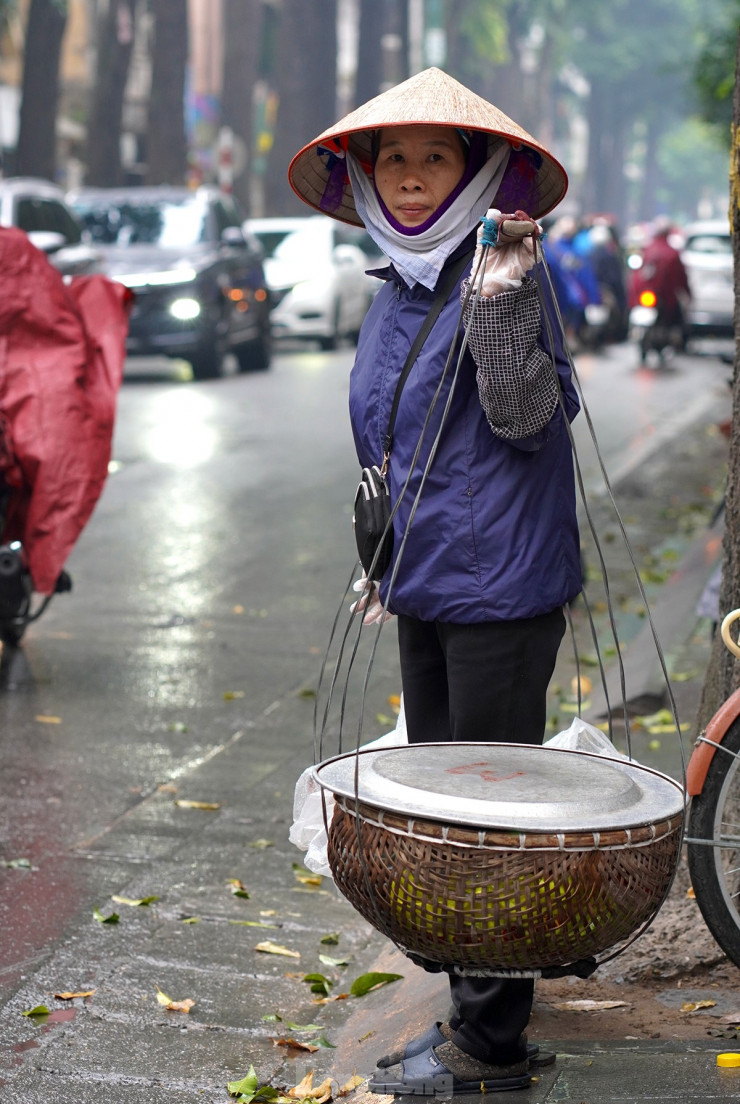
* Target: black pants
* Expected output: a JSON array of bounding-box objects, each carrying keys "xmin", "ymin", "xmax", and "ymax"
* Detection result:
[{"xmin": 397, "ymin": 608, "xmax": 566, "ymax": 1065}]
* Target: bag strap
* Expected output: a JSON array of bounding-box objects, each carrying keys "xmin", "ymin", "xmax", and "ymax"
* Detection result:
[{"xmin": 382, "ymin": 246, "xmax": 475, "ymax": 463}]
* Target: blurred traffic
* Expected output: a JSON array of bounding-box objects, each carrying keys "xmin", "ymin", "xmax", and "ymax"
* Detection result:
[
  {"xmin": 245, "ymin": 215, "xmax": 384, "ymax": 349},
  {"xmin": 67, "ymin": 184, "xmax": 272, "ymax": 379}
]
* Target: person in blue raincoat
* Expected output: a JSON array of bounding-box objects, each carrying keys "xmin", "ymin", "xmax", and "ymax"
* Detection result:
[{"xmin": 289, "ymin": 68, "xmax": 582, "ymax": 1096}]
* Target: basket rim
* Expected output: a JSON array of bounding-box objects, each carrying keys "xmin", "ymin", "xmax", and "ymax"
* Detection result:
[{"xmin": 313, "ymin": 741, "xmax": 687, "ymax": 833}]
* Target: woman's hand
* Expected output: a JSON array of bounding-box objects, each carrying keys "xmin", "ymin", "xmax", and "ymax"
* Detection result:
[
  {"xmin": 472, "ymin": 208, "xmax": 541, "ymax": 298},
  {"xmin": 351, "ymin": 574, "xmax": 393, "ymax": 625}
]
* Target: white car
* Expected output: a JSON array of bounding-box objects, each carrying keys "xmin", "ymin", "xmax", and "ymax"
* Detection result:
[
  {"xmin": 680, "ymin": 219, "xmax": 733, "ymax": 339},
  {"xmin": 0, "ymin": 177, "xmax": 101, "ymax": 276},
  {"xmin": 245, "ymin": 215, "xmax": 382, "ymax": 348}
]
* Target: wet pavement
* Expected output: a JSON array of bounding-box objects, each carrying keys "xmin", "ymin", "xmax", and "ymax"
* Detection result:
[{"xmin": 0, "ymin": 343, "xmax": 738, "ymax": 1102}]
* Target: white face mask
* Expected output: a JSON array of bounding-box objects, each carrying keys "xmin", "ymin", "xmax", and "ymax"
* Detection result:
[{"xmin": 347, "ymin": 143, "xmax": 510, "ymax": 290}]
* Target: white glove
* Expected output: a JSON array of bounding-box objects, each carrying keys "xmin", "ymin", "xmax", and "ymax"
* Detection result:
[
  {"xmin": 351, "ymin": 574, "xmax": 393, "ymax": 625},
  {"xmin": 472, "ymin": 208, "xmax": 540, "ymax": 298}
]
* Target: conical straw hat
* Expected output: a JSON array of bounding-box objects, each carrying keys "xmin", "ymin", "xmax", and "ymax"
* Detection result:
[{"xmin": 288, "ymin": 67, "xmax": 567, "ymax": 227}]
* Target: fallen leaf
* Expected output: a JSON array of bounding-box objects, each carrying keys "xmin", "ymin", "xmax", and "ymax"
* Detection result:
[
  {"xmin": 719, "ymin": 1012, "xmax": 740, "ymax": 1024},
  {"xmin": 287, "ymin": 1072, "xmax": 333, "ymax": 1103},
  {"xmin": 21, "ymin": 1005, "xmax": 50, "ymax": 1017},
  {"xmin": 168, "ymin": 721, "xmax": 188, "ymax": 733},
  {"xmin": 255, "ymin": 941, "xmax": 300, "ymax": 958},
  {"xmin": 320, "ymin": 933, "xmax": 339, "ymax": 945},
  {"xmin": 687, "ymin": 886, "xmax": 696, "ymax": 899},
  {"xmin": 312, "ymin": 993, "xmax": 349, "ymax": 1004},
  {"xmin": 319, "ymin": 954, "xmax": 348, "ymax": 967},
  {"xmin": 224, "ymin": 690, "xmax": 245, "ymax": 700},
  {"xmin": 156, "ymin": 986, "xmax": 195, "ymax": 1013},
  {"xmin": 4, "ymin": 858, "xmax": 32, "ymax": 869},
  {"xmin": 93, "ymin": 907, "xmax": 119, "ymax": 924},
  {"xmin": 232, "ymin": 605, "xmax": 245, "ymax": 615},
  {"xmin": 54, "ymin": 990, "xmax": 95, "ymax": 1000},
  {"xmin": 247, "ymin": 839, "xmax": 274, "ymax": 849},
  {"xmin": 111, "ymin": 895, "xmax": 160, "ymax": 907},
  {"xmin": 35, "ymin": 715, "xmax": 61, "ymax": 724},
  {"xmin": 350, "ymin": 972, "xmax": 403, "ymax": 997},
  {"xmin": 551, "ymin": 999, "xmax": 629, "ymax": 1011},
  {"xmin": 174, "ymin": 799, "xmax": 220, "ymax": 810},
  {"xmin": 158, "ymin": 783, "xmax": 178, "ymax": 794},
  {"xmin": 274, "ymin": 1038, "xmax": 319, "ymax": 1053},
  {"xmin": 227, "ymin": 878, "xmax": 250, "ymax": 898},
  {"xmin": 338, "ymin": 1074, "xmax": 364, "ymax": 1095},
  {"xmin": 229, "ymin": 920, "xmax": 278, "ymax": 928},
  {"xmin": 303, "ymin": 972, "xmax": 333, "ymax": 995},
  {"xmin": 181, "ymin": 916, "xmax": 200, "ymax": 924},
  {"xmin": 388, "ymin": 694, "xmax": 401, "ymax": 708},
  {"xmin": 292, "ymin": 863, "xmax": 322, "ymax": 887},
  {"xmin": 681, "ymin": 999, "xmax": 717, "ymax": 1012}
]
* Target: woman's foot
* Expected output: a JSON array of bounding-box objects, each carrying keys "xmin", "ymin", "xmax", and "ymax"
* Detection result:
[
  {"xmin": 376, "ymin": 1021, "xmax": 554, "ymax": 1069},
  {"xmin": 368, "ymin": 1040, "xmax": 531, "ymax": 1096}
]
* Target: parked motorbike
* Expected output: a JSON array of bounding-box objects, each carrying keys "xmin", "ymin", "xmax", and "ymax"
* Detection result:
[
  {"xmin": 686, "ymin": 608, "xmax": 740, "ymax": 966},
  {"xmin": 0, "ymin": 226, "xmax": 131, "ymax": 647},
  {"xmin": 629, "ymin": 287, "xmax": 686, "ymax": 365}
]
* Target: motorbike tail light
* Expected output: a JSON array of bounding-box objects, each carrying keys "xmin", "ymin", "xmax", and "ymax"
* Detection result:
[{"xmin": 638, "ymin": 289, "xmax": 657, "ymax": 308}]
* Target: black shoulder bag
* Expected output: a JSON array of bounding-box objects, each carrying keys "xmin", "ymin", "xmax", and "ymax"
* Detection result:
[{"xmin": 353, "ymin": 248, "xmax": 474, "ymax": 581}]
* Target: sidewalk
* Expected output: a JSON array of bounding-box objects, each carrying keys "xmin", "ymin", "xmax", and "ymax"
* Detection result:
[{"xmin": 0, "ymin": 385, "xmax": 734, "ymax": 1103}]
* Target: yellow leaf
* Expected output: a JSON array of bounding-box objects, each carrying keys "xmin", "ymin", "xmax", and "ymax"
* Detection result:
[
  {"xmin": 687, "ymin": 886, "xmax": 696, "ymax": 899},
  {"xmin": 54, "ymin": 990, "xmax": 95, "ymax": 1000},
  {"xmin": 681, "ymin": 999, "xmax": 716, "ymax": 1012},
  {"xmin": 223, "ymin": 690, "xmax": 245, "ymax": 700},
  {"xmin": 338, "ymin": 1074, "xmax": 365, "ymax": 1095},
  {"xmin": 255, "ymin": 941, "xmax": 300, "ymax": 958},
  {"xmin": 287, "ymin": 1072, "xmax": 334, "ymax": 1102},
  {"xmin": 165, "ymin": 998, "xmax": 195, "ymax": 1013},
  {"xmin": 35, "ymin": 715, "xmax": 62, "ymax": 724},
  {"xmin": 174, "ymin": 800, "xmax": 220, "ymax": 810},
  {"xmin": 156, "ymin": 987, "xmax": 194, "ymax": 1012}
]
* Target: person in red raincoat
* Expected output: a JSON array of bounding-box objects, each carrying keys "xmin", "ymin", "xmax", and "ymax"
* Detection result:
[
  {"xmin": 629, "ymin": 218, "xmax": 691, "ymax": 332},
  {"xmin": 0, "ymin": 226, "xmax": 131, "ymax": 597}
]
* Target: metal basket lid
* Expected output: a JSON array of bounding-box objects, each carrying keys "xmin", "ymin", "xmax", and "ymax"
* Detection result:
[{"xmin": 312, "ymin": 742, "xmax": 686, "ymax": 833}]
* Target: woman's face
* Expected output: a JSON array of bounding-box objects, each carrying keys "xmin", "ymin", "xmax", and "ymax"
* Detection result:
[{"xmin": 374, "ymin": 125, "xmax": 467, "ymax": 228}]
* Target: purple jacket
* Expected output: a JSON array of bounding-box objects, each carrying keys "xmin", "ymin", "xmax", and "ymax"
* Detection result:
[{"xmin": 349, "ymin": 237, "xmax": 582, "ymax": 623}]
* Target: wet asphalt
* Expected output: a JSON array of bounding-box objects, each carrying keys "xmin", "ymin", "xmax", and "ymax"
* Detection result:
[{"xmin": 0, "ymin": 340, "xmax": 737, "ymax": 1103}]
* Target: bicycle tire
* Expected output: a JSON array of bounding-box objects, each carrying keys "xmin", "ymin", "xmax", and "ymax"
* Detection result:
[{"xmin": 687, "ymin": 717, "xmax": 740, "ymax": 966}]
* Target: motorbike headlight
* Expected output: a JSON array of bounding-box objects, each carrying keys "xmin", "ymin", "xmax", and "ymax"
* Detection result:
[{"xmin": 169, "ymin": 297, "xmax": 202, "ymax": 320}]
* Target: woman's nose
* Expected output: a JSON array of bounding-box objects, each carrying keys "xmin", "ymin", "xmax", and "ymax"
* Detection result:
[{"xmin": 400, "ymin": 174, "xmax": 423, "ymax": 191}]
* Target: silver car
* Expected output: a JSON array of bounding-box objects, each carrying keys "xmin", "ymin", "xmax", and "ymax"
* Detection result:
[
  {"xmin": 0, "ymin": 177, "xmax": 101, "ymax": 276},
  {"xmin": 245, "ymin": 215, "xmax": 382, "ymax": 349},
  {"xmin": 681, "ymin": 219, "xmax": 733, "ymax": 339}
]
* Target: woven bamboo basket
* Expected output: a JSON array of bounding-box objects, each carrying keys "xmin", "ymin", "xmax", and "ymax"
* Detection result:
[
  {"xmin": 327, "ymin": 797, "xmax": 683, "ymax": 971},
  {"xmin": 317, "ymin": 743, "xmax": 685, "ymax": 973}
]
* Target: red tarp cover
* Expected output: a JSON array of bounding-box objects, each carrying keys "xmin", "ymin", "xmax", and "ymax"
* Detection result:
[{"xmin": 0, "ymin": 227, "xmax": 130, "ymax": 594}]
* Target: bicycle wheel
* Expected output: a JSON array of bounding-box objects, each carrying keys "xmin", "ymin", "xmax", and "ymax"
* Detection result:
[{"xmin": 687, "ymin": 717, "xmax": 740, "ymax": 965}]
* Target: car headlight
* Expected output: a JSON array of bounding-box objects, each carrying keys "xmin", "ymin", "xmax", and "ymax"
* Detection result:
[{"xmin": 169, "ymin": 297, "xmax": 202, "ymax": 320}]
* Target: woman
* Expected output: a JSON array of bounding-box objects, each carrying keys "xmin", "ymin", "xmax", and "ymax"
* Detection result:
[{"xmin": 289, "ymin": 68, "xmax": 582, "ymax": 1096}]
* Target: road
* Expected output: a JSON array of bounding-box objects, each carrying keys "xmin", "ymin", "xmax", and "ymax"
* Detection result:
[{"xmin": 0, "ymin": 335, "xmax": 732, "ymax": 1099}]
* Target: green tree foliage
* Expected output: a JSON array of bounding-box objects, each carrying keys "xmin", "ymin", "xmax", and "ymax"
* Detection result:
[{"xmin": 693, "ymin": 0, "xmax": 740, "ymax": 141}]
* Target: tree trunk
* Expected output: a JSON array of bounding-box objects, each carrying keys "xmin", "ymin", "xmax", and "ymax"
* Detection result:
[
  {"xmin": 264, "ymin": 0, "xmax": 337, "ymax": 217},
  {"xmin": 146, "ymin": 0, "xmax": 188, "ymax": 185},
  {"xmin": 355, "ymin": 0, "xmax": 384, "ymax": 107},
  {"xmin": 221, "ymin": 0, "xmax": 262, "ymax": 212},
  {"xmin": 696, "ymin": 28, "xmax": 740, "ymax": 733},
  {"xmin": 15, "ymin": 0, "xmax": 68, "ymax": 181},
  {"xmin": 85, "ymin": 0, "xmax": 136, "ymax": 186}
]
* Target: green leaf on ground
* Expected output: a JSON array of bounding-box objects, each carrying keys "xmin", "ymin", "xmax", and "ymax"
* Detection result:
[
  {"xmin": 350, "ymin": 972, "xmax": 403, "ymax": 996},
  {"xmin": 4, "ymin": 858, "xmax": 32, "ymax": 869},
  {"xmin": 303, "ymin": 972, "xmax": 333, "ymax": 996},
  {"xmin": 319, "ymin": 932, "xmax": 339, "ymax": 945},
  {"xmin": 21, "ymin": 1005, "xmax": 50, "ymax": 1018},
  {"xmin": 319, "ymin": 954, "xmax": 348, "ymax": 967},
  {"xmin": 111, "ymin": 895, "xmax": 159, "ymax": 907},
  {"xmin": 93, "ymin": 907, "xmax": 119, "ymax": 924}
]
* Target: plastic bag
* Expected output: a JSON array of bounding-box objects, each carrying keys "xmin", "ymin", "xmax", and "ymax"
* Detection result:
[
  {"xmin": 544, "ymin": 716, "xmax": 629, "ymax": 760},
  {"xmin": 290, "ymin": 704, "xmax": 408, "ymax": 879}
]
